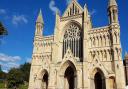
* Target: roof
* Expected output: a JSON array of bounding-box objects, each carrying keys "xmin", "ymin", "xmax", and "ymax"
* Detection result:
[
  {"xmin": 62, "ymin": 0, "xmax": 83, "ymax": 17},
  {"xmin": 36, "ymin": 9, "xmax": 44, "ymax": 24}
]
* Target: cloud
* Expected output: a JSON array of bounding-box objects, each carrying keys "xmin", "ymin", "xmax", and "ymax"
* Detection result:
[
  {"xmin": 12, "ymin": 15, "xmax": 28, "ymax": 26},
  {"xmin": 0, "ymin": 53, "xmax": 21, "ymax": 62},
  {"xmin": 2, "ymin": 70, "xmax": 8, "ymax": 73},
  {"xmin": 1, "ymin": 62, "xmax": 20, "ymax": 73},
  {"xmin": 89, "ymin": 9, "xmax": 97, "ymax": 16},
  {"xmin": 26, "ymin": 57, "xmax": 31, "ymax": 63},
  {"xmin": 49, "ymin": 0, "xmax": 60, "ymax": 15},
  {"xmin": 0, "ymin": 53, "xmax": 21, "ymax": 72},
  {"xmin": 0, "ymin": 9, "xmax": 6, "ymax": 14}
]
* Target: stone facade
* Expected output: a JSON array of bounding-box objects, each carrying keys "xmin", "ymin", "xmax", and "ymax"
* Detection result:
[{"xmin": 28, "ymin": 0, "xmax": 126, "ymax": 89}]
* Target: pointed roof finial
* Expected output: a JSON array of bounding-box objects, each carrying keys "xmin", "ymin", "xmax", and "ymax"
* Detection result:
[
  {"xmin": 84, "ymin": 3, "xmax": 87, "ymax": 8},
  {"xmin": 108, "ymin": 0, "xmax": 117, "ymax": 7},
  {"xmin": 36, "ymin": 9, "xmax": 44, "ymax": 24}
]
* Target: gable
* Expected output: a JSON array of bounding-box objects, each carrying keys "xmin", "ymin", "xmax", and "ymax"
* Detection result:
[{"xmin": 63, "ymin": 0, "xmax": 83, "ymax": 17}]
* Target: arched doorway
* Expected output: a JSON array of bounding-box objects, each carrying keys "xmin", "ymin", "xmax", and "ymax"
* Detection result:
[
  {"xmin": 42, "ymin": 71, "xmax": 48, "ymax": 89},
  {"xmin": 64, "ymin": 66, "xmax": 75, "ymax": 89},
  {"xmin": 62, "ymin": 61, "xmax": 77, "ymax": 89},
  {"xmin": 94, "ymin": 72, "xmax": 106, "ymax": 89}
]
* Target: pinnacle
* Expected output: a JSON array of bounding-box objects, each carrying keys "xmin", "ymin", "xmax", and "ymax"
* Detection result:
[
  {"xmin": 36, "ymin": 9, "xmax": 44, "ymax": 24},
  {"xmin": 108, "ymin": 0, "xmax": 117, "ymax": 7},
  {"xmin": 84, "ymin": 3, "xmax": 87, "ymax": 8}
]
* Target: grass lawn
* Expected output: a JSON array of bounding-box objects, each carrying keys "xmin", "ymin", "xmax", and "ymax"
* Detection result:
[
  {"xmin": 0, "ymin": 82, "xmax": 5, "ymax": 88},
  {"xmin": 19, "ymin": 84, "xmax": 28, "ymax": 89},
  {"xmin": 0, "ymin": 82, "xmax": 28, "ymax": 89}
]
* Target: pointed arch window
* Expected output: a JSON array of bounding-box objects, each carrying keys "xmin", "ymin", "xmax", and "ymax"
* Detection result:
[{"xmin": 63, "ymin": 22, "xmax": 83, "ymax": 59}]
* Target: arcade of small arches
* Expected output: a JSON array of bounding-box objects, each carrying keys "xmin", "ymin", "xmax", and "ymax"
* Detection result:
[
  {"xmin": 89, "ymin": 31, "xmax": 120, "ymax": 48},
  {"xmin": 89, "ymin": 47, "xmax": 122, "ymax": 62},
  {"xmin": 36, "ymin": 60, "xmax": 116, "ymax": 89}
]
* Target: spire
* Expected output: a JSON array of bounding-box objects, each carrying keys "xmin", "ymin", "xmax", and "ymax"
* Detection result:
[
  {"xmin": 84, "ymin": 3, "xmax": 89, "ymax": 16},
  {"xmin": 108, "ymin": 0, "xmax": 118, "ymax": 24},
  {"xmin": 36, "ymin": 9, "xmax": 44, "ymax": 24},
  {"xmin": 108, "ymin": 0, "xmax": 117, "ymax": 7}
]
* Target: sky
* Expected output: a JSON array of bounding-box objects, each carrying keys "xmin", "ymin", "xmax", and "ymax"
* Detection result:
[{"xmin": 0, "ymin": 0, "xmax": 128, "ymax": 72}]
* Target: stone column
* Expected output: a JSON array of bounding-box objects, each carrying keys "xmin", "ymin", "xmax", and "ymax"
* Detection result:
[
  {"xmin": 90, "ymin": 78, "xmax": 95, "ymax": 89},
  {"xmin": 105, "ymin": 78, "xmax": 110, "ymax": 89},
  {"xmin": 34, "ymin": 79, "xmax": 42, "ymax": 89},
  {"xmin": 58, "ymin": 75, "xmax": 64, "ymax": 89},
  {"xmin": 77, "ymin": 70, "xmax": 82, "ymax": 89}
]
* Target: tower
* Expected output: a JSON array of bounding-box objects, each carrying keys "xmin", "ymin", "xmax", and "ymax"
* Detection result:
[
  {"xmin": 108, "ymin": 0, "xmax": 126, "ymax": 88},
  {"xmin": 108, "ymin": 0, "xmax": 118, "ymax": 24},
  {"xmin": 28, "ymin": 9, "xmax": 44, "ymax": 89},
  {"xmin": 35, "ymin": 9, "xmax": 44, "ymax": 38}
]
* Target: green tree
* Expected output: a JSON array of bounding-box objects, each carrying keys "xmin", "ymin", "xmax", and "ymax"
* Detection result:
[
  {"xmin": 7, "ymin": 63, "xmax": 31, "ymax": 88},
  {"xmin": 7, "ymin": 68, "xmax": 24, "ymax": 88},
  {"xmin": 0, "ymin": 22, "xmax": 7, "ymax": 36},
  {"xmin": 0, "ymin": 71, "xmax": 6, "ymax": 80},
  {"xmin": 20, "ymin": 63, "xmax": 31, "ymax": 82}
]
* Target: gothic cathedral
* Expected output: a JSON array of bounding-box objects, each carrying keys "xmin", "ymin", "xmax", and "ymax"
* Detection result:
[{"xmin": 28, "ymin": 0, "xmax": 126, "ymax": 89}]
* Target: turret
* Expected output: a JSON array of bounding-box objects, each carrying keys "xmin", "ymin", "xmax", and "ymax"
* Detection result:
[
  {"xmin": 35, "ymin": 9, "xmax": 44, "ymax": 37},
  {"xmin": 83, "ymin": 4, "xmax": 91, "ymax": 62},
  {"xmin": 54, "ymin": 10, "xmax": 60, "ymax": 42},
  {"xmin": 84, "ymin": 4, "xmax": 92, "ymax": 29},
  {"xmin": 108, "ymin": 0, "xmax": 118, "ymax": 24},
  {"xmin": 84, "ymin": 4, "xmax": 89, "ymax": 21}
]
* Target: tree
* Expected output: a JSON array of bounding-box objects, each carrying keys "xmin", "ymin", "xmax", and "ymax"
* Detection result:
[
  {"xmin": 7, "ymin": 68, "xmax": 24, "ymax": 88},
  {"xmin": 20, "ymin": 63, "xmax": 31, "ymax": 82},
  {"xmin": 7, "ymin": 63, "xmax": 31, "ymax": 88},
  {"xmin": 0, "ymin": 71, "xmax": 7, "ymax": 80},
  {"xmin": 0, "ymin": 22, "xmax": 7, "ymax": 36}
]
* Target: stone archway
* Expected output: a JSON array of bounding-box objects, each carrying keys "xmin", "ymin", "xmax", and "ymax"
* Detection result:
[
  {"xmin": 64, "ymin": 66, "xmax": 75, "ymax": 89},
  {"xmin": 42, "ymin": 71, "xmax": 48, "ymax": 89},
  {"xmin": 60, "ymin": 60, "xmax": 77, "ymax": 89},
  {"xmin": 94, "ymin": 72, "xmax": 106, "ymax": 89},
  {"xmin": 90, "ymin": 68, "xmax": 106, "ymax": 89},
  {"xmin": 35, "ymin": 69, "xmax": 49, "ymax": 89}
]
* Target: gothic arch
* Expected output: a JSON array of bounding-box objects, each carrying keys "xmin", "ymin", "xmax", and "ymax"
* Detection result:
[
  {"xmin": 90, "ymin": 68, "xmax": 105, "ymax": 79},
  {"xmin": 62, "ymin": 20, "xmax": 83, "ymax": 59},
  {"xmin": 61, "ymin": 20, "xmax": 82, "ymax": 39},
  {"xmin": 90, "ymin": 68, "xmax": 106, "ymax": 89},
  {"xmin": 60, "ymin": 60, "xmax": 77, "ymax": 89},
  {"xmin": 60, "ymin": 60, "xmax": 77, "ymax": 75},
  {"xmin": 36, "ymin": 68, "xmax": 48, "ymax": 79},
  {"xmin": 35, "ymin": 69, "xmax": 49, "ymax": 89}
]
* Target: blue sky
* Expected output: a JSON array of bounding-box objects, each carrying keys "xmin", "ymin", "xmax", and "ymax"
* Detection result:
[{"xmin": 0, "ymin": 0, "xmax": 128, "ymax": 72}]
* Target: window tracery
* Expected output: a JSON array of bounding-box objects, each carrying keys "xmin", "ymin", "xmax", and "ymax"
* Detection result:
[{"xmin": 63, "ymin": 23, "xmax": 83, "ymax": 59}]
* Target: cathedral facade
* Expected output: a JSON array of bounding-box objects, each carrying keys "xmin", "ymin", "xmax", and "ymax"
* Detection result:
[{"xmin": 28, "ymin": 0, "xmax": 126, "ymax": 89}]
